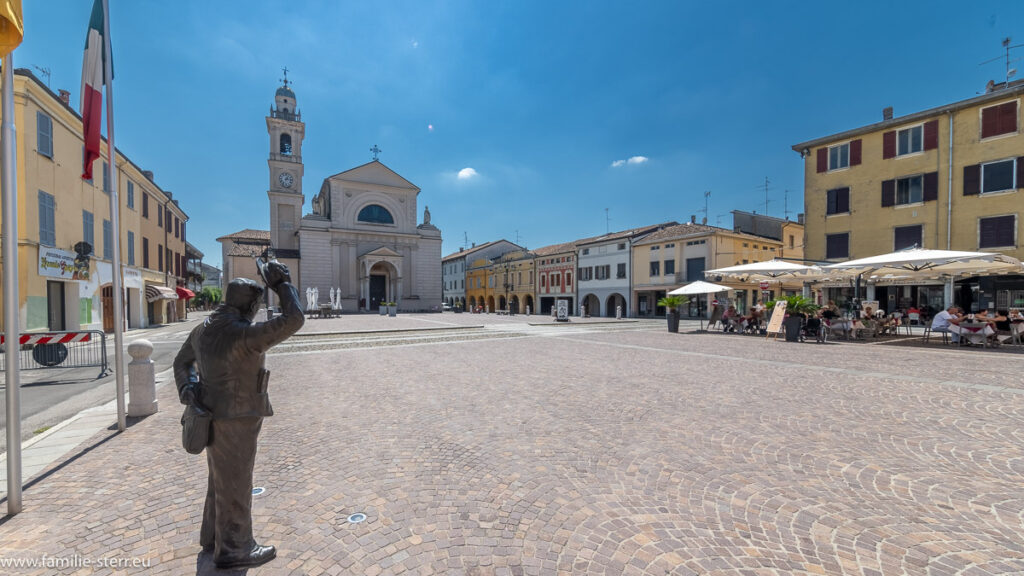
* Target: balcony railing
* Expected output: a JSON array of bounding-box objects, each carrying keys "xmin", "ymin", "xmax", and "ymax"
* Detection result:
[{"xmin": 270, "ymin": 153, "xmax": 302, "ymax": 163}]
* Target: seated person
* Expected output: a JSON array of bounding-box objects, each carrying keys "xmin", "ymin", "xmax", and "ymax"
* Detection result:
[
  {"xmin": 722, "ymin": 305, "xmax": 739, "ymax": 332},
  {"xmin": 821, "ymin": 300, "xmax": 841, "ymax": 320},
  {"xmin": 930, "ymin": 305, "xmax": 962, "ymax": 343}
]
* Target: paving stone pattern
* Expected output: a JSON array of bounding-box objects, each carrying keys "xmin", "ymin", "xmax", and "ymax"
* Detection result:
[{"xmin": 0, "ymin": 318, "xmax": 1023, "ymax": 575}]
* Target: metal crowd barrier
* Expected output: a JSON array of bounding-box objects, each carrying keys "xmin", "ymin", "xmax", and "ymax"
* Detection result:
[{"xmin": 0, "ymin": 330, "xmax": 109, "ymax": 377}]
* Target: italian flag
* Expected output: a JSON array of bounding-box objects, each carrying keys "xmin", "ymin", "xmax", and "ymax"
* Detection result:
[{"xmin": 80, "ymin": 0, "xmax": 106, "ymax": 181}]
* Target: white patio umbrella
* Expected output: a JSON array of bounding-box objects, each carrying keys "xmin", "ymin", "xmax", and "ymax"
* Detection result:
[
  {"xmin": 667, "ymin": 280, "xmax": 731, "ymax": 295},
  {"xmin": 704, "ymin": 259, "xmax": 821, "ymax": 281},
  {"xmin": 824, "ymin": 248, "xmax": 1022, "ymax": 278}
]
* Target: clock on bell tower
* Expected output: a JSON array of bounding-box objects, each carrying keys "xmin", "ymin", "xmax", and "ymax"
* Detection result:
[{"xmin": 267, "ymin": 67, "xmax": 305, "ymax": 253}]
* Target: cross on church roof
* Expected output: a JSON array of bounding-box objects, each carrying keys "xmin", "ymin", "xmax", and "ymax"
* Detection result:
[
  {"xmin": 370, "ymin": 144, "xmax": 382, "ymax": 160},
  {"xmin": 280, "ymin": 66, "xmax": 290, "ymax": 88}
]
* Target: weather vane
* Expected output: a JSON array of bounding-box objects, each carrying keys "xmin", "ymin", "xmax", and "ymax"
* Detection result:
[
  {"xmin": 280, "ymin": 66, "xmax": 290, "ymax": 88},
  {"xmin": 370, "ymin": 144, "xmax": 381, "ymax": 160}
]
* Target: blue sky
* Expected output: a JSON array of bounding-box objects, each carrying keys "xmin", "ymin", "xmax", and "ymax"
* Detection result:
[{"xmin": 16, "ymin": 1, "xmax": 1024, "ymax": 267}]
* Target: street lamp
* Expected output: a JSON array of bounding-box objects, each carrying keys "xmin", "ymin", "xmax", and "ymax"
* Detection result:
[{"xmin": 502, "ymin": 259, "xmax": 514, "ymax": 315}]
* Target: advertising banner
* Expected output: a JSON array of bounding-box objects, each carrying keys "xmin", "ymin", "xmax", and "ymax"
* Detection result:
[{"xmin": 38, "ymin": 247, "xmax": 90, "ymax": 281}]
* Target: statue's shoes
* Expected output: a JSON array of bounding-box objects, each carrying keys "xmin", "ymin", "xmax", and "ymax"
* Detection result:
[{"xmin": 214, "ymin": 544, "xmax": 276, "ymax": 569}]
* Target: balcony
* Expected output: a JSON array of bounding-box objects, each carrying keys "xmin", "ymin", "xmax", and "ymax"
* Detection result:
[
  {"xmin": 270, "ymin": 153, "xmax": 302, "ymax": 163},
  {"xmin": 271, "ymin": 108, "xmax": 301, "ymax": 122}
]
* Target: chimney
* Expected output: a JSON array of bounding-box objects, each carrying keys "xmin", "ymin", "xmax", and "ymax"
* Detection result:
[
  {"xmin": 471, "ymin": 242, "xmax": 476, "ymax": 248},
  {"xmin": 690, "ymin": 215, "xmax": 696, "ymax": 223},
  {"xmin": 883, "ymin": 106, "xmax": 893, "ymax": 121},
  {"xmin": 142, "ymin": 170, "xmax": 154, "ymax": 182},
  {"xmin": 797, "ymin": 213, "xmax": 805, "ymax": 225},
  {"xmin": 459, "ymin": 247, "xmax": 464, "ymax": 252},
  {"xmin": 58, "ymin": 89, "xmax": 70, "ymax": 106},
  {"xmin": 986, "ymin": 80, "xmax": 996, "ymax": 93},
  {"xmin": 701, "ymin": 217, "xmax": 707, "ymax": 225}
]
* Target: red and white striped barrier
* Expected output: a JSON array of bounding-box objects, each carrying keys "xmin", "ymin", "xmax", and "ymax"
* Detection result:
[{"xmin": 1, "ymin": 332, "xmax": 93, "ymax": 345}]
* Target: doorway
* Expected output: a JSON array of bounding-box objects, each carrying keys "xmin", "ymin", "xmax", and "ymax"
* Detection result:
[
  {"xmin": 369, "ymin": 275, "xmax": 386, "ymax": 310},
  {"xmin": 102, "ymin": 285, "xmax": 113, "ymax": 332},
  {"xmin": 47, "ymin": 280, "xmax": 66, "ymax": 331}
]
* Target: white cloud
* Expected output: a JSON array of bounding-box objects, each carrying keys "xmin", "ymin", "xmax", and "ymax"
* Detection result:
[
  {"xmin": 411, "ymin": 38, "xmax": 419, "ymax": 48},
  {"xmin": 457, "ymin": 167, "xmax": 478, "ymax": 180},
  {"xmin": 611, "ymin": 156, "xmax": 649, "ymax": 168}
]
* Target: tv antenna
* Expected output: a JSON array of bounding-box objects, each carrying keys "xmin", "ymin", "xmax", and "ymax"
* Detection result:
[
  {"xmin": 604, "ymin": 208, "xmax": 610, "ymax": 234},
  {"xmin": 463, "ymin": 231, "xmax": 469, "ymax": 249},
  {"xmin": 32, "ymin": 66, "xmax": 50, "ymax": 88},
  {"xmin": 979, "ymin": 37, "xmax": 1024, "ymax": 84},
  {"xmin": 759, "ymin": 177, "xmax": 773, "ymax": 216},
  {"xmin": 784, "ymin": 189, "xmax": 792, "ymax": 220},
  {"xmin": 697, "ymin": 191, "xmax": 711, "ymax": 224}
]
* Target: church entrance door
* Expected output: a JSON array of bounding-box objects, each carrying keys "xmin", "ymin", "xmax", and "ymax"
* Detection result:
[{"xmin": 369, "ymin": 275, "xmax": 387, "ymax": 310}]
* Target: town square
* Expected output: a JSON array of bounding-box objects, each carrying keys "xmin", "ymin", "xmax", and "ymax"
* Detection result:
[{"xmin": 2, "ymin": 1, "xmax": 1024, "ymax": 574}]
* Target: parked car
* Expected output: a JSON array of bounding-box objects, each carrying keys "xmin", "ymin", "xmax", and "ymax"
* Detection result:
[{"xmin": 442, "ymin": 302, "xmax": 452, "ymax": 311}]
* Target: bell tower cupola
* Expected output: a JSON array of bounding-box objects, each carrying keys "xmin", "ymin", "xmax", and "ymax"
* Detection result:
[{"xmin": 267, "ymin": 67, "xmax": 305, "ymax": 253}]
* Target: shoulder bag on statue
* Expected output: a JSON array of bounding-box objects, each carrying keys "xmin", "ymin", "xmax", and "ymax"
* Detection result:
[{"xmin": 181, "ymin": 405, "xmax": 212, "ymax": 454}]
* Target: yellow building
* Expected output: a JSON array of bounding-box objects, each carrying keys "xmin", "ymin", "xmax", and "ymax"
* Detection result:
[
  {"xmin": 631, "ymin": 219, "xmax": 802, "ymax": 317},
  {"xmin": 486, "ymin": 250, "xmax": 535, "ymax": 314},
  {"xmin": 793, "ymin": 80, "xmax": 1024, "ymax": 312},
  {"xmin": 0, "ymin": 69, "xmax": 188, "ymax": 332},
  {"xmin": 465, "ymin": 257, "xmax": 491, "ymax": 312}
]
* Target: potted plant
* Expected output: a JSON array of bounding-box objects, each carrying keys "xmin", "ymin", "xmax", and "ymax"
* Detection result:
[
  {"xmin": 767, "ymin": 294, "xmax": 819, "ymax": 342},
  {"xmin": 387, "ymin": 302, "xmax": 398, "ymax": 317},
  {"xmin": 378, "ymin": 301, "xmax": 387, "ymax": 315},
  {"xmin": 657, "ymin": 295, "xmax": 689, "ymax": 333}
]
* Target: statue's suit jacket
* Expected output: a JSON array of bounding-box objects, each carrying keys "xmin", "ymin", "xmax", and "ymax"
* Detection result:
[{"xmin": 174, "ymin": 283, "xmax": 304, "ymax": 419}]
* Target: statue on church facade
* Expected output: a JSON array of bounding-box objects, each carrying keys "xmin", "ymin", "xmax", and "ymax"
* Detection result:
[
  {"xmin": 423, "ymin": 205, "xmax": 431, "ymax": 225},
  {"xmin": 173, "ymin": 259, "xmax": 304, "ymax": 569}
]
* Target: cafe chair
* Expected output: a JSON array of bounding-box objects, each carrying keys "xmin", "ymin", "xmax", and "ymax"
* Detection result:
[{"xmin": 923, "ymin": 325, "xmax": 950, "ymax": 345}]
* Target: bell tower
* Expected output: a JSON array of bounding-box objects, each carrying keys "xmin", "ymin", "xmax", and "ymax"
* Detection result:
[{"xmin": 267, "ymin": 68, "xmax": 305, "ymax": 253}]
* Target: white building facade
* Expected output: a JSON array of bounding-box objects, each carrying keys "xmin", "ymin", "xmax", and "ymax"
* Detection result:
[{"xmin": 576, "ymin": 223, "xmax": 673, "ymax": 317}]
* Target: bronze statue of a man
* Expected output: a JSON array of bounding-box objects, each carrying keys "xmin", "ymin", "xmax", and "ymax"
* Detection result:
[{"xmin": 173, "ymin": 261, "xmax": 304, "ymax": 569}]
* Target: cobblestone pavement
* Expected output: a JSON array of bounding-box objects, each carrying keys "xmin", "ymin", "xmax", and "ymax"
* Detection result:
[{"xmin": 1, "ymin": 317, "xmax": 1023, "ymax": 575}]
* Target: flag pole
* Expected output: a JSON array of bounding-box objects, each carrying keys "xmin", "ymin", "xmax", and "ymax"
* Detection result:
[
  {"xmin": 101, "ymin": 0, "xmax": 126, "ymax": 432},
  {"xmin": 3, "ymin": 52, "xmax": 23, "ymax": 515}
]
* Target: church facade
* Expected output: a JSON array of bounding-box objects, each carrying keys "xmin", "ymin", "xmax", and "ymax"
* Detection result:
[{"xmin": 263, "ymin": 77, "xmax": 442, "ymax": 312}]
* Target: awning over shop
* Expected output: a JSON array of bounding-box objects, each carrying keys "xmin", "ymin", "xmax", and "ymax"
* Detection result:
[
  {"xmin": 145, "ymin": 284, "xmax": 179, "ymax": 303},
  {"xmin": 176, "ymin": 286, "xmax": 196, "ymax": 300}
]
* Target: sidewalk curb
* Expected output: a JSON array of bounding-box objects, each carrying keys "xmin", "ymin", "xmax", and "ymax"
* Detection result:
[{"xmin": 0, "ymin": 367, "xmax": 176, "ymax": 497}]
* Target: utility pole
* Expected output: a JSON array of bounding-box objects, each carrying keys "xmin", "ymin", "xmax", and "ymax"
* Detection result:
[
  {"xmin": 762, "ymin": 177, "xmax": 771, "ymax": 215},
  {"xmin": 605, "ymin": 208, "xmax": 609, "ymax": 234}
]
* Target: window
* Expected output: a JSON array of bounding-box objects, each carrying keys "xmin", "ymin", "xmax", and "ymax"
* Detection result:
[
  {"xmin": 102, "ymin": 219, "xmax": 112, "ymax": 260},
  {"xmin": 175, "ymin": 252, "xmax": 181, "ymax": 276},
  {"xmin": 650, "ymin": 261, "xmax": 660, "ymax": 276},
  {"xmin": 82, "ymin": 211, "xmax": 94, "ymax": 248},
  {"xmin": 981, "ymin": 158, "xmax": 1016, "ymax": 193},
  {"xmin": 685, "ymin": 257, "xmax": 705, "ymax": 282},
  {"xmin": 580, "ymin": 267, "xmax": 592, "ymax": 281},
  {"xmin": 126, "ymin": 231, "xmax": 135, "ymax": 265},
  {"xmin": 566, "ymin": 272, "xmax": 572, "ymax": 287},
  {"xmin": 142, "ymin": 192, "xmax": 149, "ymax": 218},
  {"xmin": 618, "ymin": 243, "xmax": 626, "ymax": 250},
  {"xmin": 158, "ymin": 244, "xmax": 163, "ymax": 272},
  {"xmin": 826, "ymin": 233, "xmax": 849, "ymax": 259},
  {"xmin": 167, "ymin": 248, "xmax": 172, "ymax": 274},
  {"xmin": 829, "ymin": 142, "xmax": 849, "ymax": 170},
  {"xmin": 165, "ymin": 209, "xmax": 172, "ymax": 230},
  {"xmin": 979, "ymin": 215, "xmax": 1016, "ymax": 248},
  {"xmin": 686, "ymin": 239, "xmax": 706, "ymax": 246},
  {"xmin": 143, "ymin": 237, "xmax": 149, "ymax": 268},
  {"xmin": 127, "ymin": 180, "xmax": 135, "ymax": 209},
  {"xmin": 595, "ymin": 265, "xmax": 610, "ymax": 280},
  {"xmin": 664, "ymin": 259, "xmax": 676, "ymax": 275},
  {"xmin": 893, "ymin": 225, "xmax": 922, "ymax": 251},
  {"xmin": 102, "ymin": 162, "xmax": 110, "ymax": 193},
  {"xmin": 357, "ymin": 204, "xmax": 394, "ymax": 224},
  {"xmin": 789, "ymin": 235, "xmax": 795, "ymax": 248},
  {"xmin": 489, "ymin": 276, "xmax": 494, "ymax": 288},
  {"xmin": 175, "ymin": 217, "xmax": 180, "ymax": 238},
  {"xmin": 617, "ymin": 263, "xmax": 626, "ymax": 278},
  {"xmin": 540, "ymin": 274, "xmax": 546, "ymax": 287},
  {"xmin": 552, "ymin": 274, "xmax": 561, "ymax": 287},
  {"xmin": 897, "ymin": 125, "xmax": 923, "ymax": 156},
  {"xmin": 664, "ymin": 243, "xmax": 675, "ymax": 248},
  {"xmin": 181, "ymin": 222, "xmax": 186, "ymax": 242},
  {"xmin": 582, "ymin": 248, "xmax": 589, "ymax": 255},
  {"xmin": 280, "ymin": 133, "xmax": 292, "ymax": 155},
  {"xmin": 38, "ymin": 191, "xmax": 55, "ymax": 246},
  {"xmin": 651, "ymin": 245, "xmax": 659, "ymax": 251},
  {"xmin": 896, "ymin": 175, "xmax": 923, "ymax": 205},
  {"xmin": 36, "ymin": 112, "xmax": 53, "ymax": 158},
  {"xmin": 157, "ymin": 204, "xmax": 163, "ymax": 227},
  {"xmin": 981, "ymin": 100, "xmax": 1018, "ymax": 139}
]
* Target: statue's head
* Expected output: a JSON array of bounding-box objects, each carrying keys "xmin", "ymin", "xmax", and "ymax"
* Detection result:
[{"xmin": 225, "ymin": 278, "xmax": 264, "ymax": 322}]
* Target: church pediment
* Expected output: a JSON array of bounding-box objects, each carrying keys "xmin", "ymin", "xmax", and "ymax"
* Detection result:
[
  {"xmin": 363, "ymin": 246, "xmax": 402, "ymax": 258},
  {"xmin": 327, "ymin": 160, "xmax": 419, "ymax": 192}
]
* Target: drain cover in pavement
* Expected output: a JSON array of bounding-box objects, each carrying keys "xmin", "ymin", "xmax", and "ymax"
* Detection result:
[
  {"xmin": 346, "ymin": 513, "xmax": 367, "ymax": 523},
  {"xmin": 252, "ymin": 487, "xmax": 265, "ymax": 496}
]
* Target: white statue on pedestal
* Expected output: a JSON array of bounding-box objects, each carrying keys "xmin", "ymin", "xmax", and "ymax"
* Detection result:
[{"xmin": 329, "ymin": 287, "xmax": 336, "ymax": 309}]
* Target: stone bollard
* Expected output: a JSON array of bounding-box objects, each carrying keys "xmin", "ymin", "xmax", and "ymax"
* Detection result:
[
  {"xmin": 616, "ymin": 305, "xmax": 622, "ymax": 320},
  {"xmin": 127, "ymin": 339, "xmax": 158, "ymax": 417}
]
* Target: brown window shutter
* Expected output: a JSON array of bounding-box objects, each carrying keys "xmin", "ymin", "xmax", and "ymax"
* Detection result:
[
  {"xmin": 924, "ymin": 120, "xmax": 939, "ymax": 150},
  {"xmin": 882, "ymin": 131, "xmax": 896, "ymax": 159},
  {"xmin": 981, "ymin": 106, "xmax": 999, "ymax": 139},
  {"xmin": 923, "ymin": 171, "xmax": 938, "ymax": 202},
  {"xmin": 850, "ymin": 139, "xmax": 862, "ymax": 165},
  {"xmin": 881, "ymin": 179, "xmax": 895, "ymax": 207},
  {"xmin": 999, "ymin": 101, "xmax": 1018, "ymax": 134},
  {"xmin": 816, "ymin": 148, "xmax": 827, "ymax": 173},
  {"xmin": 963, "ymin": 164, "xmax": 980, "ymax": 195},
  {"xmin": 838, "ymin": 187, "xmax": 850, "ymax": 213},
  {"xmin": 1018, "ymin": 157, "xmax": 1024, "ymax": 189}
]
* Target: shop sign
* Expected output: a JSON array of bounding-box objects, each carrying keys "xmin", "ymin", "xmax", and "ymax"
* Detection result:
[{"xmin": 39, "ymin": 247, "xmax": 90, "ymax": 281}]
